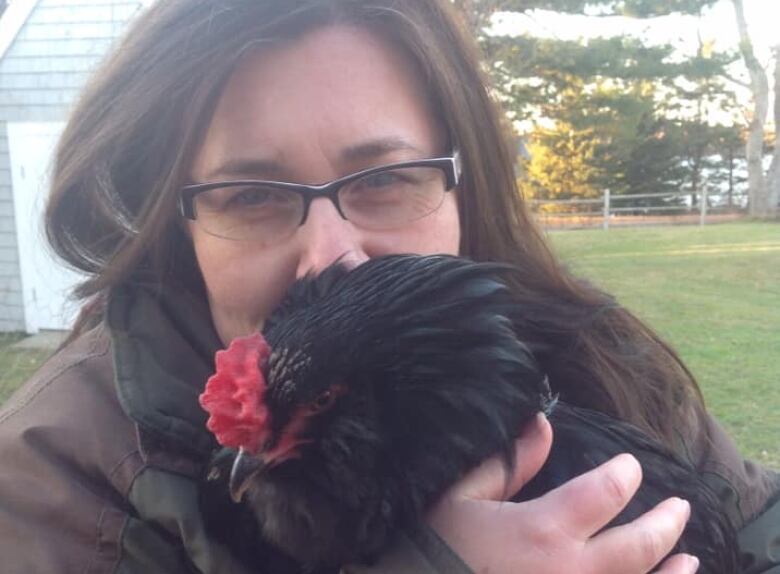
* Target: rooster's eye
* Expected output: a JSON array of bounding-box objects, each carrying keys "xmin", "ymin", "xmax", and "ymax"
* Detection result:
[{"xmin": 309, "ymin": 390, "xmax": 335, "ymax": 413}]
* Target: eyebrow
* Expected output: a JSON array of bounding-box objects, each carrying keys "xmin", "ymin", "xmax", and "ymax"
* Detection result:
[
  {"xmin": 340, "ymin": 137, "xmax": 423, "ymax": 163},
  {"xmin": 204, "ymin": 158, "xmax": 283, "ymax": 182},
  {"xmin": 204, "ymin": 137, "xmax": 425, "ymax": 182}
]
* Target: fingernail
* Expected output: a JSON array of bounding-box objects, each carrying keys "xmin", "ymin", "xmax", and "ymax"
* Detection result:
[
  {"xmin": 610, "ymin": 453, "xmax": 641, "ymax": 482},
  {"xmin": 688, "ymin": 555, "xmax": 700, "ymax": 572},
  {"xmin": 677, "ymin": 498, "xmax": 691, "ymax": 522},
  {"xmin": 519, "ymin": 412, "xmax": 547, "ymax": 439}
]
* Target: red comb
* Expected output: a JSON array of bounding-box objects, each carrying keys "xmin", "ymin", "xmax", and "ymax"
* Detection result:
[{"xmin": 199, "ymin": 333, "xmax": 271, "ymax": 454}]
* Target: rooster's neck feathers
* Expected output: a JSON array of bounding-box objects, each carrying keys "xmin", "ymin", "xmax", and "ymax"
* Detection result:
[{"xmin": 262, "ymin": 255, "xmax": 549, "ymax": 411}]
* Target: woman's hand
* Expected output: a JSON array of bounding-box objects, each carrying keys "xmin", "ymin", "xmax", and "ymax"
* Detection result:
[{"xmin": 427, "ymin": 414, "xmax": 699, "ymax": 574}]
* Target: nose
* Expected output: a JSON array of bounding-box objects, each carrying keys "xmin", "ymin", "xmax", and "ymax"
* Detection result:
[{"xmin": 295, "ymin": 197, "xmax": 369, "ymax": 278}]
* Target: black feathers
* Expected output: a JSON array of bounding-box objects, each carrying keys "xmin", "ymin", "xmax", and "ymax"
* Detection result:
[{"xmin": 201, "ymin": 254, "xmax": 739, "ymax": 573}]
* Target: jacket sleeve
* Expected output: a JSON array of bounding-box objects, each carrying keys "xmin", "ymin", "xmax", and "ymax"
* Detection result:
[
  {"xmin": 738, "ymin": 493, "xmax": 780, "ymax": 574},
  {"xmin": 689, "ymin": 410, "xmax": 780, "ymax": 573},
  {"xmin": 0, "ymin": 326, "xmax": 227, "ymax": 574},
  {"xmin": 0, "ymin": 329, "xmax": 139, "ymax": 574},
  {"xmin": 343, "ymin": 523, "xmax": 473, "ymax": 574}
]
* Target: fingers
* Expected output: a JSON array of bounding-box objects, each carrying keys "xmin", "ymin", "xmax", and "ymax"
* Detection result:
[
  {"xmin": 531, "ymin": 453, "xmax": 643, "ymax": 539},
  {"xmin": 585, "ymin": 496, "xmax": 692, "ymax": 574},
  {"xmin": 450, "ymin": 413, "xmax": 553, "ymax": 501},
  {"xmin": 653, "ymin": 554, "xmax": 700, "ymax": 574}
]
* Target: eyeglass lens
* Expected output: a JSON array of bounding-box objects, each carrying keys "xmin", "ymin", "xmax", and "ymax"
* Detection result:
[{"xmin": 192, "ymin": 165, "xmax": 447, "ymax": 243}]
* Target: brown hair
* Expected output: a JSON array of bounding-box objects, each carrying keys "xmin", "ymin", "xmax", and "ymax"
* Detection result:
[{"xmin": 45, "ymin": 0, "xmax": 704, "ymax": 449}]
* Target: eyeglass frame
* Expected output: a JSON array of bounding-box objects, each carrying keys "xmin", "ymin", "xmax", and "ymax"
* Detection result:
[{"xmin": 178, "ymin": 151, "xmax": 462, "ymax": 229}]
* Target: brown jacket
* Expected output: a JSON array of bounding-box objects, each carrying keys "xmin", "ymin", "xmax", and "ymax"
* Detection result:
[{"xmin": 0, "ymin": 284, "xmax": 777, "ymax": 573}]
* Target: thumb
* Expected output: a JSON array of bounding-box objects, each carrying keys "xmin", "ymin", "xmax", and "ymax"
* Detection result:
[{"xmin": 453, "ymin": 413, "xmax": 553, "ymax": 502}]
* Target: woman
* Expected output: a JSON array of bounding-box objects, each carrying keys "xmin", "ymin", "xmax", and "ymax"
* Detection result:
[{"xmin": 0, "ymin": 1, "xmax": 776, "ymax": 573}]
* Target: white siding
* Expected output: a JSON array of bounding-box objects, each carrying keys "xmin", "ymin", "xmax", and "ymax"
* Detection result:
[
  {"xmin": 0, "ymin": 1, "xmax": 143, "ymax": 119},
  {"xmin": 0, "ymin": 0, "xmax": 144, "ymax": 331},
  {"xmin": 0, "ymin": 122, "xmax": 24, "ymax": 331}
]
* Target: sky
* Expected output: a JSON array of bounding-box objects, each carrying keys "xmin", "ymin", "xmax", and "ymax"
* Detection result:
[
  {"xmin": 493, "ymin": 0, "xmax": 778, "ymax": 61},
  {"xmin": 492, "ymin": 0, "xmax": 778, "ymax": 122}
]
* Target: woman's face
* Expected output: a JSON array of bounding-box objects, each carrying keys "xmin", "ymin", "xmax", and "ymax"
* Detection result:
[{"xmin": 189, "ymin": 26, "xmax": 461, "ymax": 344}]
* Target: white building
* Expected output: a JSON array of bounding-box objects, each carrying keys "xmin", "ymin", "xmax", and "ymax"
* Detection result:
[{"xmin": 0, "ymin": 0, "xmax": 146, "ymax": 333}]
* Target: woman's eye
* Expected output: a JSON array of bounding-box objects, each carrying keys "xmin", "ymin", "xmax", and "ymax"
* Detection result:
[
  {"xmin": 362, "ymin": 172, "xmax": 403, "ymax": 189},
  {"xmin": 350, "ymin": 167, "xmax": 431, "ymax": 196},
  {"xmin": 346, "ymin": 171, "xmax": 413, "ymax": 202},
  {"xmin": 228, "ymin": 186, "xmax": 277, "ymax": 207}
]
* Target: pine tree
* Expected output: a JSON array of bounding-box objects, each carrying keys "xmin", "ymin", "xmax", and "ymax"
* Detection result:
[{"xmin": 451, "ymin": 0, "xmax": 740, "ymax": 204}]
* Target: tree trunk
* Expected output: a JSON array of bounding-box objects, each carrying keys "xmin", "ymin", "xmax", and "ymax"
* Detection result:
[
  {"xmin": 727, "ymin": 144, "xmax": 734, "ymax": 208},
  {"xmin": 733, "ymin": 0, "xmax": 769, "ymax": 217},
  {"xmin": 766, "ymin": 47, "xmax": 780, "ymax": 216}
]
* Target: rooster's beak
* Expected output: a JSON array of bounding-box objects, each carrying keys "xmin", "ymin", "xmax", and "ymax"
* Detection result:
[{"xmin": 229, "ymin": 448, "xmax": 266, "ymax": 503}]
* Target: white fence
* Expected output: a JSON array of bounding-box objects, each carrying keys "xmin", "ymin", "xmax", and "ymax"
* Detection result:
[{"xmin": 530, "ymin": 189, "xmax": 749, "ymax": 230}]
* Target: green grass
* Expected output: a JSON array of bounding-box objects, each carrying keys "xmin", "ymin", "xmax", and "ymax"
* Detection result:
[
  {"xmin": 0, "ymin": 335, "xmax": 51, "ymax": 405},
  {"xmin": 548, "ymin": 221, "xmax": 780, "ymax": 470}
]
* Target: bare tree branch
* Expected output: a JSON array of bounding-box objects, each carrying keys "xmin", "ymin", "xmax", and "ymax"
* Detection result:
[
  {"xmin": 766, "ymin": 46, "xmax": 780, "ymax": 212},
  {"xmin": 720, "ymin": 71, "xmax": 751, "ymax": 89},
  {"xmin": 732, "ymin": 0, "xmax": 770, "ymax": 216}
]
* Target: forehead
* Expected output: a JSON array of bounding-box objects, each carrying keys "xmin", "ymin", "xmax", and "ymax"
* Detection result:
[{"xmin": 191, "ymin": 25, "xmax": 446, "ymax": 182}]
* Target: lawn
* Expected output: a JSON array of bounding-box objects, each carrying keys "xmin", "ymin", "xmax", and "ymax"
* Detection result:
[
  {"xmin": 548, "ymin": 221, "xmax": 780, "ymax": 470},
  {"xmin": 0, "ymin": 334, "xmax": 51, "ymax": 405}
]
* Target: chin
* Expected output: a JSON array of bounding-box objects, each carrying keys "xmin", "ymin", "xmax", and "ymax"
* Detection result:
[{"xmin": 215, "ymin": 321, "xmax": 264, "ymax": 346}]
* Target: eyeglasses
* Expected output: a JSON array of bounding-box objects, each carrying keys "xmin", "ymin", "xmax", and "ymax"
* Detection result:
[{"xmin": 179, "ymin": 152, "xmax": 461, "ymax": 244}]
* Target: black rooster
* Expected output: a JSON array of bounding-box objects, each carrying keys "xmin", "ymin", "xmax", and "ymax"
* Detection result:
[{"xmin": 199, "ymin": 254, "xmax": 738, "ymax": 574}]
